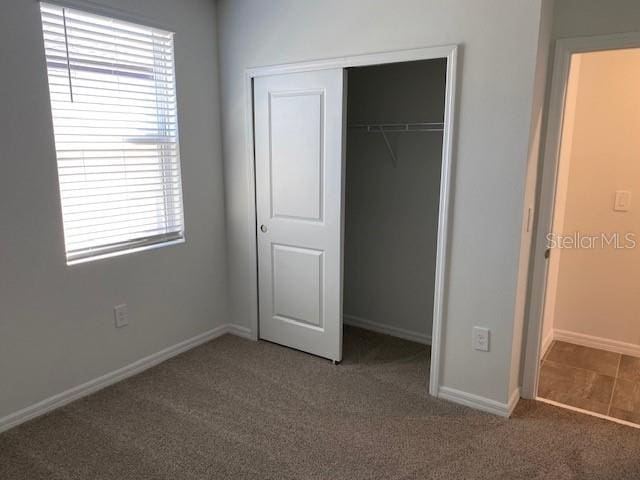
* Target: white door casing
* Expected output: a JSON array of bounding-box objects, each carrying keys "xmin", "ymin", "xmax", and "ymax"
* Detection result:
[{"xmin": 254, "ymin": 69, "xmax": 345, "ymax": 362}]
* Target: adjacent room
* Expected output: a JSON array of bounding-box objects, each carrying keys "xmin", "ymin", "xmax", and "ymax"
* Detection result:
[
  {"xmin": 537, "ymin": 48, "xmax": 640, "ymax": 426},
  {"xmin": 3, "ymin": 0, "xmax": 640, "ymax": 478}
]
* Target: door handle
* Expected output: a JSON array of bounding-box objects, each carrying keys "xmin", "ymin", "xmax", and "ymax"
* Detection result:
[{"xmin": 260, "ymin": 224, "xmax": 268, "ymax": 233}]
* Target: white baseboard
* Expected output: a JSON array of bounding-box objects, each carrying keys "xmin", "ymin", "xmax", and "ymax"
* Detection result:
[
  {"xmin": 553, "ymin": 329, "xmax": 640, "ymax": 358},
  {"xmin": 540, "ymin": 330, "xmax": 554, "ymax": 358},
  {"xmin": 0, "ymin": 323, "xmax": 249, "ymax": 434},
  {"xmin": 226, "ymin": 323, "xmax": 254, "ymax": 339},
  {"xmin": 438, "ymin": 386, "xmax": 518, "ymax": 418},
  {"xmin": 536, "ymin": 396, "xmax": 640, "ymax": 430},
  {"xmin": 507, "ymin": 387, "xmax": 521, "ymax": 416},
  {"xmin": 343, "ymin": 314, "xmax": 431, "ymax": 345}
]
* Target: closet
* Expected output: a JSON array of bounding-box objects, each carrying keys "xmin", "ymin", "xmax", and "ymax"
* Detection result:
[
  {"xmin": 343, "ymin": 59, "xmax": 447, "ymax": 352},
  {"xmin": 252, "ymin": 53, "xmax": 452, "ymax": 368}
]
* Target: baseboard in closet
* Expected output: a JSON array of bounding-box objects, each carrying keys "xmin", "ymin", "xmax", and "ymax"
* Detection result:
[{"xmin": 343, "ymin": 314, "xmax": 431, "ymax": 345}]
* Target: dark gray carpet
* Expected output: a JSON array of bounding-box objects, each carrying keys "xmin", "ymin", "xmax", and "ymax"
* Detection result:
[{"xmin": 2, "ymin": 326, "xmax": 640, "ymax": 479}]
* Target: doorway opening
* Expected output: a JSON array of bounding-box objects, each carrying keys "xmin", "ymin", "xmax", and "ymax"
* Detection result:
[
  {"xmin": 533, "ymin": 47, "xmax": 640, "ymax": 428},
  {"xmin": 341, "ymin": 60, "xmax": 446, "ymax": 379}
]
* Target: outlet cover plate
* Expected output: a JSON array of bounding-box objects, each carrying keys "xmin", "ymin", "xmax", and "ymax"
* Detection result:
[
  {"xmin": 114, "ymin": 304, "xmax": 129, "ymax": 328},
  {"xmin": 472, "ymin": 327, "xmax": 490, "ymax": 352}
]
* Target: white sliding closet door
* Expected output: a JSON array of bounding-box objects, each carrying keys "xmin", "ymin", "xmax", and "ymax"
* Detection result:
[{"xmin": 254, "ymin": 69, "xmax": 346, "ymax": 362}]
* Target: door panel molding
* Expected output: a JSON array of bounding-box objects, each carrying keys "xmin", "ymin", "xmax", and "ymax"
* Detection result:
[
  {"xmin": 268, "ymin": 89, "xmax": 325, "ymax": 222},
  {"xmin": 272, "ymin": 243, "xmax": 324, "ymax": 330}
]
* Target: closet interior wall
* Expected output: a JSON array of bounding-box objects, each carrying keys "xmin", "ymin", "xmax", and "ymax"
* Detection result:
[{"xmin": 344, "ymin": 59, "xmax": 447, "ymax": 343}]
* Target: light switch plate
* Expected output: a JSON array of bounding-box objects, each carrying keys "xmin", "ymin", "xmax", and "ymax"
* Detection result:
[
  {"xmin": 114, "ymin": 304, "xmax": 128, "ymax": 328},
  {"xmin": 472, "ymin": 327, "xmax": 490, "ymax": 352},
  {"xmin": 614, "ymin": 190, "xmax": 631, "ymax": 212}
]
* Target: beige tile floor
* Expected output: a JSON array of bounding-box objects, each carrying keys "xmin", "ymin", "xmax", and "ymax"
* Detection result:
[{"xmin": 539, "ymin": 340, "xmax": 640, "ymax": 424}]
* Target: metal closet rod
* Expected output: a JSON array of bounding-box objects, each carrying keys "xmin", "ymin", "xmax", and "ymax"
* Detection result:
[{"xmin": 347, "ymin": 122, "xmax": 444, "ymax": 167}]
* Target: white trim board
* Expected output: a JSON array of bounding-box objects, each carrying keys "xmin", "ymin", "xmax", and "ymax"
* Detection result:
[
  {"xmin": 343, "ymin": 314, "xmax": 431, "ymax": 345},
  {"xmin": 0, "ymin": 324, "xmax": 250, "ymax": 434},
  {"xmin": 536, "ymin": 397, "xmax": 640, "ymax": 430},
  {"xmin": 225, "ymin": 323, "xmax": 253, "ymax": 340},
  {"xmin": 553, "ymin": 329, "xmax": 640, "ymax": 358},
  {"xmin": 243, "ymin": 44, "xmax": 459, "ymax": 399},
  {"xmin": 438, "ymin": 386, "xmax": 521, "ymax": 418}
]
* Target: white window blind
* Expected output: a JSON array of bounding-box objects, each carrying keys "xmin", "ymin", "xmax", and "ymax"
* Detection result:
[{"xmin": 40, "ymin": 3, "xmax": 184, "ymax": 263}]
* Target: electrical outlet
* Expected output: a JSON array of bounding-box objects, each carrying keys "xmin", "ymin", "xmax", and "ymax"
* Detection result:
[
  {"xmin": 472, "ymin": 327, "xmax": 490, "ymax": 352},
  {"xmin": 113, "ymin": 304, "xmax": 129, "ymax": 328}
]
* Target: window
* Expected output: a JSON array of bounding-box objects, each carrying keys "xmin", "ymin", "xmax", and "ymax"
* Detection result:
[{"xmin": 40, "ymin": 3, "xmax": 184, "ymax": 264}]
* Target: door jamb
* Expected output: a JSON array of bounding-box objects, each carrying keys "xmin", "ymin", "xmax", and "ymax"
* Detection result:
[
  {"xmin": 243, "ymin": 45, "xmax": 459, "ymax": 397},
  {"xmin": 521, "ymin": 33, "xmax": 640, "ymax": 399}
]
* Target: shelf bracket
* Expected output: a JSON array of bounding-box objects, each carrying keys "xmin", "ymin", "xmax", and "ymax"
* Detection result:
[{"xmin": 379, "ymin": 128, "xmax": 397, "ymax": 167}]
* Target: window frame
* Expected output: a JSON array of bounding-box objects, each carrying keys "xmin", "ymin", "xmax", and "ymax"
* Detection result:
[{"xmin": 39, "ymin": 1, "xmax": 186, "ymax": 265}]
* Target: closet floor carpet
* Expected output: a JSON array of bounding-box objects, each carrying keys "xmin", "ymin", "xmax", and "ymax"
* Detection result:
[{"xmin": 2, "ymin": 326, "xmax": 640, "ymax": 479}]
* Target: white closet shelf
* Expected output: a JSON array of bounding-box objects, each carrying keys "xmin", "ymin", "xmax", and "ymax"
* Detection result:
[
  {"xmin": 347, "ymin": 122, "xmax": 444, "ymax": 167},
  {"xmin": 347, "ymin": 122, "xmax": 444, "ymax": 132}
]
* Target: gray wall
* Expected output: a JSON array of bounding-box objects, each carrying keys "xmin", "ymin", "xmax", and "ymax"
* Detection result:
[
  {"xmin": 0, "ymin": 0, "xmax": 227, "ymax": 419},
  {"xmin": 217, "ymin": 0, "xmax": 549, "ymax": 405},
  {"xmin": 553, "ymin": 0, "xmax": 640, "ymax": 38},
  {"xmin": 343, "ymin": 60, "xmax": 446, "ymax": 340}
]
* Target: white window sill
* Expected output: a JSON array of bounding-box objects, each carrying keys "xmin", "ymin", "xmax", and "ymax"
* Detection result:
[{"xmin": 66, "ymin": 238, "xmax": 185, "ymax": 266}]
